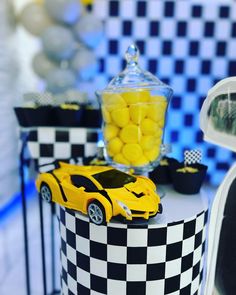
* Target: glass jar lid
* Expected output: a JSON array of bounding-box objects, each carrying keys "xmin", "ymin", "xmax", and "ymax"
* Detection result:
[{"xmin": 103, "ymin": 44, "xmax": 173, "ymax": 96}]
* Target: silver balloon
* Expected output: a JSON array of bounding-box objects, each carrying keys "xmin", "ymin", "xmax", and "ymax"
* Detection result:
[
  {"xmin": 73, "ymin": 14, "xmax": 103, "ymax": 48},
  {"xmin": 70, "ymin": 48, "xmax": 98, "ymax": 81},
  {"xmin": 46, "ymin": 68, "xmax": 77, "ymax": 93},
  {"xmin": 32, "ymin": 52, "xmax": 58, "ymax": 78},
  {"xmin": 45, "ymin": 0, "xmax": 81, "ymax": 25},
  {"xmin": 20, "ymin": 3, "xmax": 53, "ymax": 36},
  {"xmin": 42, "ymin": 26, "xmax": 76, "ymax": 60}
]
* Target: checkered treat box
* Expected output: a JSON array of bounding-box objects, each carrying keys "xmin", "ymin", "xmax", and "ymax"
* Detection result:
[
  {"xmin": 27, "ymin": 127, "xmax": 99, "ymax": 171},
  {"xmin": 58, "ymin": 205, "xmax": 208, "ymax": 295}
]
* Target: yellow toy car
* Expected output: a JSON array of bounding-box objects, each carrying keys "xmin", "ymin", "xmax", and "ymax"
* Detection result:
[{"xmin": 36, "ymin": 162, "xmax": 162, "ymax": 225}]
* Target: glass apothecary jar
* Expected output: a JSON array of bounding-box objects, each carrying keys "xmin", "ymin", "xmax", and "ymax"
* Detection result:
[{"xmin": 96, "ymin": 44, "xmax": 173, "ymax": 174}]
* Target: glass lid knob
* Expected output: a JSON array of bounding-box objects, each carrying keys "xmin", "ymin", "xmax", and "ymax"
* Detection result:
[{"xmin": 125, "ymin": 44, "xmax": 139, "ymax": 66}]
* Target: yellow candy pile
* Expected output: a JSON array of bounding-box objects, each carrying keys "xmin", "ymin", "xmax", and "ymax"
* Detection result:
[
  {"xmin": 177, "ymin": 167, "xmax": 199, "ymax": 173},
  {"xmin": 102, "ymin": 90, "xmax": 167, "ymax": 167}
]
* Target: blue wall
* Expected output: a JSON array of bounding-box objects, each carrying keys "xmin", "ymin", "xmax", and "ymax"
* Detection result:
[{"xmin": 91, "ymin": 0, "xmax": 236, "ymax": 185}]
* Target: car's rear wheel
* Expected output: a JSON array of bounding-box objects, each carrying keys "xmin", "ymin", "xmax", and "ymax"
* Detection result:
[
  {"xmin": 40, "ymin": 183, "xmax": 52, "ymax": 203},
  {"xmin": 88, "ymin": 201, "xmax": 106, "ymax": 225}
]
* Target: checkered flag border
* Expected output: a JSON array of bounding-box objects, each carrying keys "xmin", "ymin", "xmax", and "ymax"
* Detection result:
[{"xmin": 184, "ymin": 149, "xmax": 202, "ymax": 166}]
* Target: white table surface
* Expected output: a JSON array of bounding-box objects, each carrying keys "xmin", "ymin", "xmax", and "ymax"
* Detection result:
[{"xmin": 150, "ymin": 184, "xmax": 210, "ymax": 225}]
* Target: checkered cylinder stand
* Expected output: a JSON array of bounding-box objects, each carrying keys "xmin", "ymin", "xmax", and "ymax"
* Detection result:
[
  {"xmin": 58, "ymin": 207, "xmax": 208, "ymax": 295},
  {"xmin": 27, "ymin": 127, "xmax": 99, "ymax": 171}
]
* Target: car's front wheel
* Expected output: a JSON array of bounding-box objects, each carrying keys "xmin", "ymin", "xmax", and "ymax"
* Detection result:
[
  {"xmin": 40, "ymin": 183, "xmax": 52, "ymax": 203},
  {"xmin": 88, "ymin": 201, "xmax": 106, "ymax": 225}
]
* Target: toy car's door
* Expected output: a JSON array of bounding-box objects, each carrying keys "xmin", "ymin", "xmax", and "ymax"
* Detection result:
[{"xmin": 62, "ymin": 175, "xmax": 99, "ymax": 212}]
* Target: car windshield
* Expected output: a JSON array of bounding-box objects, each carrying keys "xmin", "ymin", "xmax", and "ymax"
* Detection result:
[{"xmin": 92, "ymin": 169, "xmax": 136, "ymax": 189}]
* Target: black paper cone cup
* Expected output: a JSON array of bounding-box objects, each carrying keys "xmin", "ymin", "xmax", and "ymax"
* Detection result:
[
  {"xmin": 170, "ymin": 163, "xmax": 208, "ymax": 194},
  {"xmin": 149, "ymin": 157, "xmax": 179, "ymax": 184}
]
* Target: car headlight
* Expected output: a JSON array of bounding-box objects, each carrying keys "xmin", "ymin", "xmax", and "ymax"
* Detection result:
[{"xmin": 116, "ymin": 200, "xmax": 132, "ymax": 217}]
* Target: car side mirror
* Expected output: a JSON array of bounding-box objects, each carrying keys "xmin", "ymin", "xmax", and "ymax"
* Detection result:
[{"xmin": 78, "ymin": 186, "xmax": 85, "ymax": 191}]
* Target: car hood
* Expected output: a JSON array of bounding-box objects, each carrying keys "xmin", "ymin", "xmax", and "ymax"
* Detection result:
[{"xmin": 105, "ymin": 179, "xmax": 159, "ymax": 211}]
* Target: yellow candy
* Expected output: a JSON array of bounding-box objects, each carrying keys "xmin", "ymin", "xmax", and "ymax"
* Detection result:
[
  {"xmin": 122, "ymin": 90, "xmax": 150, "ymax": 105},
  {"xmin": 107, "ymin": 137, "xmax": 123, "ymax": 155},
  {"xmin": 140, "ymin": 136, "xmax": 156, "ymax": 150},
  {"xmin": 144, "ymin": 147, "xmax": 160, "ymax": 162},
  {"xmin": 113, "ymin": 153, "xmax": 130, "ymax": 165},
  {"xmin": 149, "ymin": 95, "xmax": 166, "ymax": 103},
  {"xmin": 131, "ymin": 155, "xmax": 149, "ymax": 166},
  {"xmin": 129, "ymin": 104, "xmax": 148, "ymax": 124},
  {"xmin": 120, "ymin": 124, "xmax": 141, "ymax": 143},
  {"xmin": 154, "ymin": 135, "xmax": 162, "ymax": 147},
  {"xmin": 140, "ymin": 118, "xmax": 158, "ymax": 135},
  {"xmin": 102, "ymin": 93, "xmax": 127, "ymax": 111},
  {"xmin": 155, "ymin": 128, "xmax": 163, "ymax": 138},
  {"xmin": 111, "ymin": 107, "xmax": 130, "ymax": 128},
  {"xmin": 107, "ymin": 147, "xmax": 115, "ymax": 157},
  {"xmin": 104, "ymin": 124, "xmax": 119, "ymax": 141},
  {"xmin": 102, "ymin": 106, "xmax": 111, "ymax": 123},
  {"xmin": 122, "ymin": 144, "xmax": 143, "ymax": 162},
  {"xmin": 160, "ymin": 159, "xmax": 169, "ymax": 166},
  {"xmin": 147, "ymin": 104, "xmax": 166, "ymax": 123},
  {"xmin": 177, "ymin": 167, "xmax": 198, "ymax": 173}
]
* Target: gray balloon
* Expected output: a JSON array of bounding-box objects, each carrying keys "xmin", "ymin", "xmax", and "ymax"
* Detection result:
[
  {"xmin": 70, "ymin": 48, "xmax": 98, "ymax": 81},
  {"xmin": 42, "ymin": 26, "xmax": 76, "ymax": 60},
  {"xmin": 20, "ymin": 3, "xmax": 53, "ymax": 36},
  {"xmin": 32, "ymin": 52, "xmax": 58, "ymax": 78},
  {"xmin": 45, "ymin": 0, "xmax": 81, "ymax": 25},
  {"xmin": 46, "ymin": 68, "xmax": 77, "ymax": 93},
  {"xmin": 73, "ymin": 14, "xmax": 103, "ymax": 48}
]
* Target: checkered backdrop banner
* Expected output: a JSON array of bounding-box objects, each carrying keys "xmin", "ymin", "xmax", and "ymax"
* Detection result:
[
  {"xmin": 81, "ymin": 0, "xmax": 236, "ymax": 186},
  {"xmin": 58, "ymin": 207, "xmax": 208, "ymax": 295}
]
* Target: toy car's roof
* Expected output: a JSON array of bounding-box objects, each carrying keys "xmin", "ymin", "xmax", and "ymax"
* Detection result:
[{"xmin": 57, "ymin": 162, "xmax": 113, "ymax": 176}]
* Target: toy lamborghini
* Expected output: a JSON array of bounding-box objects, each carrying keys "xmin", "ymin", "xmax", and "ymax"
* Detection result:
[{"xmin": 36, "ymin": 162, "xmax": 162, "ymax": 225}]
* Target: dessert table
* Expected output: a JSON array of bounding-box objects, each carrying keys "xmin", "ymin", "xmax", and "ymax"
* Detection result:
[{"xmin": 58, "ymin": 185, "xmax": 209, "ymax": 295}]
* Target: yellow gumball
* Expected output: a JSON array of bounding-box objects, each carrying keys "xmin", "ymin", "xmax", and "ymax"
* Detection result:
[
  {"xmin": 131, "ymin": 155, "xmax": 149, "ymax": 166},
  {"xmin": 140, "ymin": 136, "xmax": 156, "ymax": 150},
  {"xmin": 129, "ymin": 104, "xmax": 148, "ymax": 124},
  {"xmin": 144, "ymin": 147, "xmax": 160, "ymax": 162},
  {"xmin": 122, "ymin": 90, "xmax": 150, "ymax": 105},
  {"xmin": 111, "ymin": 107, "xmax": 130, "ymax": 128},
  {"xmin": 104, "ymin": 124, "xmax": 119, "ymax": 141},
  {"xmin": 113, "ymin": 153, "xmax": 130, "ymax": 165},
  {"xmin": 140, "ymin": 118, "xmax": 158, "ymax": 135},
  {"xmin": 122, "ymin": 144, "xmax": 143, "ymax": 162},
  {"xmin": 120, "ymin": 124, "xmax": 141, "ymax": 143},
  {"xmin": 102, "ymin": 93, "xmax": 126, "ymax": 111},
  {"xmin": 102, "ymin": 106, "xmax": 111, "ymax": 123},
  {"xmin": 107, "ymin": 137, "xmax": 123, "ymax": 155}
]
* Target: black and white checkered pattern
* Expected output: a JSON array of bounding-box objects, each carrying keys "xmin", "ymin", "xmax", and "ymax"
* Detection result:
[
  {"xmin": 83, "ymin": 0, "xmax": 236, "ymax": 185},
  {"xmin": 27, "ymin": 127, "xmax": 99, "ymax": 171},
  {"xmin": 184, "ymin": 150, "xmax": 202, "ymax": 166},
  {"xmin": 58, "ymin": 207, "xmax": 208, "ymax": 295}
]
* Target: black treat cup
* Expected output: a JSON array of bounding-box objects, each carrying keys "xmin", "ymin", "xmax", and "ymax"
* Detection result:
[
  {"xmin": 149, "ymin": 157, "xmax": 179, "ymax": 184},
  {"xmin": 14, "ymin": 107, "xmax": 102, "ymax": 128},
  {"xmin": 14, "ymin": 107, "xmax": 52, "ymax": 127},
  {"xmin": 170, "ymin": 163, "xmax": 208, "ymax": 195}
]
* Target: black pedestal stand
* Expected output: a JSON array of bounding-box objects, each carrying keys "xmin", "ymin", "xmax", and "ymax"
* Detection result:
[{"xmin": 20, "ymin": 132, "xmax": 60, "ymax": 295}]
